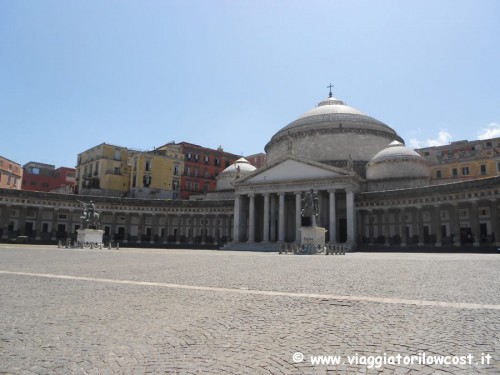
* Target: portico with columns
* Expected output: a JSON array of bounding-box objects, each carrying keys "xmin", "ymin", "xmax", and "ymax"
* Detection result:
[{"xmin": 230, "ymin": 156, "xmax": 362, "ymax": 249}]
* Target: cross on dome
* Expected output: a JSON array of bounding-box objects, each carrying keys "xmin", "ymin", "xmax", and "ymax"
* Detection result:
[{"xmin": 327, "ymin": 83, "xmax": 334, "ymax": 98}]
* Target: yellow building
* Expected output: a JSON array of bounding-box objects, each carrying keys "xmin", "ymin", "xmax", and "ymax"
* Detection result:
[
  {"xmin": 416, "ymin": 137, "xmax": 500, "ymax": 184},
  {"xmin": 129, "ymin": 146, "xmax": 183, "ymax": 199},
  {"xmin": 76, "ymin": 143, "xmax": 131, "ymax": 196}
]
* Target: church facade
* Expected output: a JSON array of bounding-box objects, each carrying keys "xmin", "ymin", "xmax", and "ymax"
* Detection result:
[
  {"xmin": 223, "ymin": 93, "xmax": 499, "ymax": 250},
  {"xmin": 0, "ymin": 92, "xmax": 498, "ymax": 249}
]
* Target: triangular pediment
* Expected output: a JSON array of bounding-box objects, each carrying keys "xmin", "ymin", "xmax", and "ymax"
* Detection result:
[{"xmin": 238, "ymin": 156, "xmax": 353, "ymax": 184}]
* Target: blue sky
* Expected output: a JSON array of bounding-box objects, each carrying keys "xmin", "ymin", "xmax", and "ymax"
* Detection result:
[{"xmin": 1, "ymin": 0, "xmax": 499, "ymax": 168}]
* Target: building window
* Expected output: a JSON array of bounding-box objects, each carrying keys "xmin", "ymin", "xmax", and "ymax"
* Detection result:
[
  {"xmin": 145, "ymin": 160, "xmax": 151, "ymax": 172},
  {"xmin": 173, "ymin": 163, "xmax": 179, "ymax": 175},
  {"xmin": 462, "ymin": 166, "xmax": 470, "ymax": 175},
  {"xmin": 452, "ymin": 168, "xmax": 458, "ymax": 177},
  {"xmin": 497, "ymin": 162, "xmax": 500, "ymax": 172},
  {"xmin": 204, "ymin": 156, "xmax": 209, "ymax": 165},
  {"xmin": 194, "ymin": 168, "xmax": 199, "ymax": 177},
  {"xmin": 194, "ymin": 154, "xmax": 199, "ymax": 162},
  {"xmin": 214, "ymin": 157, "xmax": 220, "ymax": 166},
  {"xmin": 204, "ymin": 183, "xmax": 209, "ymax": 193},
  {"xmin": 132, "ymin": 175, "xmax": 137, "ymax": 188},
  {"xmin": 186, "ymin": 153, "xmax": 192, "ymax": 160},
  {"xmin": 186, "ymin": 167, "xmax": 191, "ymax": 176},
  {"xmin": 143, "ymin": 175, "xmax": 151, "ymax": 187},
  {"xmin": 480, "ymin": 164, "xmax": 487, "ymax": 176},
  {"xmin": 436, "ymin": 170, "xmax": 442, "ymax": 179},
  {"xmin": 194, "ymin": 182, "xmax": 199, "ymax": 191},
  {"xmin": 114, "ymin": 149, "xmax": 121, "ymax": 161},
  {"xmin": 186, "ymin": 181, "xmax": 192, "ymax": 191},
  {"xmin": 173, "ymin": 180, "xmax": 179, "ymax": 191}
]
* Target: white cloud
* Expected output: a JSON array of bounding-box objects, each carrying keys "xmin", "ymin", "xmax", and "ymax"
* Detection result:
[
  {"xmin": 426, "ymin": 130, "xmax": 452, "ymax": 147},
  {"xmin": 409, "ymin": 138, "xmax": 422, "ymax": 148},
  {"xmin": 408, "ymin": 130, "xmax": 452, "ymax": 149},
  {"xmin": 477, "ymin": 123, "xmax": 500, "ymax": 140}
]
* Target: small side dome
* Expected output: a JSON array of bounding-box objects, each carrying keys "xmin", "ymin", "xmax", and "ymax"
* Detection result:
[
  {"xmin": 366, "ymin": 141, "xmax": 430, "ymax": 180},
  {"xmin": 216, "ymin": 157, "xmax": 256, "ymax": 191}
]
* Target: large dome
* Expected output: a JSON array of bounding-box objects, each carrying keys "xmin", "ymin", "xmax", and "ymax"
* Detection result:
[
  {"xmin": 366, "ymin": 141, "xmax": 430, "ymax": 181},
  {"xmin": 216, "ymin": 157, "xmax": 256, "ymax": 191},
  {"xmin": 265, "ymin": 96, "xmax": 403, "ymax": 174}
]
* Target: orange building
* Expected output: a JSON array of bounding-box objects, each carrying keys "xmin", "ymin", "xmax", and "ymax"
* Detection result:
[
  {"xmin": 159, "ymin": 142, "xmax": 239, "ymax": 200},
  {"xmin": 0, "ymin": 156, "xmax": 23, "ymax": 190},
  {"xmin": 22, "ymin": 162, "xmax": 76, "ymax": 193},
  {"xmin": 245, "ymin": 152, "xmax": 267, "ymax": 169}
]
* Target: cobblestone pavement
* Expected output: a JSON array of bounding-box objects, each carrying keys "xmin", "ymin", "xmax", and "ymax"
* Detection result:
[{"xmin": 0, "ymin": 245, "xmax": 498, "ymax": 374}]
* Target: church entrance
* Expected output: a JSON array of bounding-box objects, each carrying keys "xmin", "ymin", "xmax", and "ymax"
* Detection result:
[{"xmin": 339, "ymin": 218, "xmax": 347, "ymax": 243}]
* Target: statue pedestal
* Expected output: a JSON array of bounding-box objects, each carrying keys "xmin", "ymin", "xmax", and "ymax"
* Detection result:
[
  {"xmin": 300, "ymin": 226, "xmax": 327, "ymax": 247},
  {"xmin": 77, "ymin": 229, "xmax": 104, "ymax": 248}
]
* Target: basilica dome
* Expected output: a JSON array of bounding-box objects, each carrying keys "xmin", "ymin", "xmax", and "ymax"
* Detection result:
[
  {"xmin": 216, "ymin": 157, "xmax": 256, "ymax": 191},
  {"xmin": 265, "ymin": 95, "xmax": 403, "ymax": 174},
  {"xmin": 366, "ymin": 141, "xmax": 430, "ymax": 181}
]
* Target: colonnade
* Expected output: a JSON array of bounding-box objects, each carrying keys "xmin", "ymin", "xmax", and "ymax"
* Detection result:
[
  {"xmin": 357, "ymin": 199, "xmax": 500, "ymax": 247},
  {"xmin": 233, "ymin": 189, "xmax": 356, "ymax": 245},
  {"xmin": 0, "ymin": 189, "xmax": 234, "ymax": 247}
]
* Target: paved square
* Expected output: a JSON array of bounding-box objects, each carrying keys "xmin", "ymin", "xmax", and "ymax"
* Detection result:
[{"xmin": 0, "ymin": 245, "xmax": 498, "ymax": 374}]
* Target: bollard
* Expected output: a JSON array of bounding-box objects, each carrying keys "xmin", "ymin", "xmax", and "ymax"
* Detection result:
[{"xmin": 116, "ymin": 242, "xmax": 119, "ymax": 250}]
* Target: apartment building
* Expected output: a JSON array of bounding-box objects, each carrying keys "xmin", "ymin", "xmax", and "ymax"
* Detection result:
[
  {"xmin": 129, "ymin": 146, "xmax": 183, "ymax": 199},
  {"xmin": 416, "ymin": 137, "xmax": 500, "ymax": 183},
  {"xmin": 22, "ymin": 162, "xmax": 76, "ymax": 193},
  {"xmin": 159, "ymin": 142, "xmax": 239, "ymax": 200},
  {"xmin": 75, "ymin": 143, "xmax": 131, "ymax": 196},
  {"xmin": 0, "ymin": 156, "xmax": 22, "ymax": 190}
]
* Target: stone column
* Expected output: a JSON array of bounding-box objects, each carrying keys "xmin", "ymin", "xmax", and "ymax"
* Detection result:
[
  {"xmin": 368, "ymin": 209, "xmax": 374, "ymax": 245},
  {"xmin": 470, "ymin": 200, "xmax": 480, "ymax": 247},
  {"xmin": 270, "ymin": 194, "xmax": 276, "ymax": 242},
  {"xmin": 263, "ymin": 193, "xmax": 270, "ymax": 243},
  {"xmin": 295, "ymin": 192, "xmax": 302, "ymax": 242},
  {"xmin": 417, "ymin": 206, "xmax": 424, "ymax": 246},
  {"xmin": 176, "ymin": 214, "xmax": 181, "ymax": 244},
  {"xmin": 278, "ymin": 192, "xmax": 285, "ymax": 243},
  {"xmin": 163, "ymin": 214, "xmax": 169, "ymax": 244},
  {"xmin": 434, "ymin": 205, "xmax": 442, "ymax": 247},
  {"xmin": 450, "ymin": 204, "xmax": 461, "ymax": 247},
  {"xmin": 35, "ymin": 207, "xmax": 42, "ymax": 240},
  {"xmin": 201, "ymin": 215, "xmax": 207, "ymax": 245},
  {"xmin": 329, "ymin": 190, "xmax": 336, "ymax": 244},
  {"xmin": 394, "ymin": 208, "xmax": 402, "ymax": 245},
  {"xmin": 20, "ymin": 206, "xmax": 29, "ymax": 236},
  {"xmin": 51, "ymin": 208, "xmax": 58, "ymax": 241},
  {"xmin": 150, "ymin": 214, "xmax": 156, "ymax": 244},
  {"xmin": 346, "ymin": 190, "xmax": 355, "ymax": 244},
  {"xmin": 491, "ymin": 199, "xmax": 500, "ymax": 246},
  {"xmin": 1, "ymin": 204, "xmax": 11, "ymax": 240},
  {"xmin": 383, "ymin": 209, "xmax": 390, "ymax": 246},
  {"xmin": 400, "ymin": 208, "xmax": 407, "ymax": 247},
  {"xmin": 248, "ymin": 193, "xmax": 255, "ymax": 243},
  {"xmin": 214, "ymin": 214, "xmax": 219, "ymax": 246},
  {"xmin": 124, "ymin": 213, "xmax": 131, "ymax": 243},
  {"xmin": 110, "ymin": 212, "xmax": 117, "ymax": 241},
  {"xmin": 233, "ymin": 194, "xmax": 241, "ymax": 243}
]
